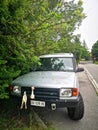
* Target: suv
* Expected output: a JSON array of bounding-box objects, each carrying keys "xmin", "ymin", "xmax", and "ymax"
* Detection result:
[{"xmin": 9, "ymin": 53, "xmax": 84, "ymax": 120}]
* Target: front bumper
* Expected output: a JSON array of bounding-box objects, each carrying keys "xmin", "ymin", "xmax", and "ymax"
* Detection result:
[
  {"xmin": 30, "ymin": 98, "xmax": 79, "ymax": 109},
  {"xmin": 10, "ymin": 94, "xmax": 79, "ymax": 109}
]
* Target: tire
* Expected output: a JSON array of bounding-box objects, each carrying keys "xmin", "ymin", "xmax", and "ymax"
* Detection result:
[{"xmin": 67, "ymin": 93, "xmax": 84, "ymax": 120}]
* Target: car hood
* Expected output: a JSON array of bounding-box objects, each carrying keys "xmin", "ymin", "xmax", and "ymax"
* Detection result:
[{"xmin": 12, "ymin": 71, "xmax": 76, "ymax": 88}]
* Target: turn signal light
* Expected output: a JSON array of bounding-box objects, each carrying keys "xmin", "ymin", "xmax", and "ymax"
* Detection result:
[
  {"xmin": 9, "ymin": 85, "xmax": 14, "ymax": 91},
  {"xmin": 72, "ymin": 88, "xmax": 78, "ymax": 96}
]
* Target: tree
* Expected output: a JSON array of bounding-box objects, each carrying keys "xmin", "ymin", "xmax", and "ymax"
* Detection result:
[
  {"xmin": 82, "ymin": 40, "xmax": 88, "ymax": 50},
  {"xmin": 92, "ymin": 40, "xmax": 98, "ymax": 61},
  {"xmin": 34, "ymin": 0, "xmax": 85, "ymax": 56},
  {"xmin": 0, "ymin": 0, "xmax": 85, "ymax": 98},
  {"xmin": 0, "ymin": 0, "xmax": 39, "ymax": 98}
]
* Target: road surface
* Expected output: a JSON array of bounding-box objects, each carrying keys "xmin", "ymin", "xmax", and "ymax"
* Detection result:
[
  {"xmin": 85, "ymin": 63, "xmax": 98, "ymax": 85},
  {"xmin": 34, "ymin": 64, "xmax": 98, "ymax": 130}
]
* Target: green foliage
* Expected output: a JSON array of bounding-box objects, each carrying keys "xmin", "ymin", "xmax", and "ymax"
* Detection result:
[
  {"xmin": 81, "ymin": 47, "xmax": 90, "ymax": 60},
  {"xmin": 33, "ymin": 0, "xmax": 85, "ymax": 56},
  {"xmin": 92, "ymin": 40, "xmax": 98, "ymax": 61},
  {"xmin": 0, "ymin": 0, "xmax": 86, "ymax": 98},
  {"xmin": 94, "ymin": 61, "xmax": 98, "ymax": 65},
  {"xmin": 0, "ymin": 99, "xmax": 55, "ymax": 130},
  {"xmin": 0, "ymin": 0, "xmax": 37, "ymax": 98}
]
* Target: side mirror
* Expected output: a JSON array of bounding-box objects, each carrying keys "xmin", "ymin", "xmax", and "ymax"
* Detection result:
[{"xmin": 77, "ymin": 67, "xmax": 84, "ymax": 72}]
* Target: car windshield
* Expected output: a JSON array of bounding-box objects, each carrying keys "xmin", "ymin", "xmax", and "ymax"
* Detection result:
[{"xmin": 35, "ymin": 57, "xmax": 74, "ymax": 71}]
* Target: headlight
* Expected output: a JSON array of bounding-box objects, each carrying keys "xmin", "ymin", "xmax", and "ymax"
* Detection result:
[
  {"xmin": 13, "ymin": 86, "xmax": 21, "ymax": 94},
  {"xmin": 60, "ymin": 89, "xmax": 72, "ymax": 99}
]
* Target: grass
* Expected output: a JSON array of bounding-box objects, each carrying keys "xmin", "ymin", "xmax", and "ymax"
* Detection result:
[
  {"xmin": 94, "ymin": 61, "xmax": 98, "ymax": 64},
  {"xmin": 0, "ymin": 99, "xmax": 55, "ymax": 130}
]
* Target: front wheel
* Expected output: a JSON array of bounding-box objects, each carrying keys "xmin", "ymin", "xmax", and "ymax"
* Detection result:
[{"xmin": 67, "ymin": 93, "xmax": 84, "ymax": 120}]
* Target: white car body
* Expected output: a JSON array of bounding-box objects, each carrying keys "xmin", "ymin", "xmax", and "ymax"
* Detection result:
[{"xmin": 10, "ymin": 53, "xmax": 84, "ymax": 120}]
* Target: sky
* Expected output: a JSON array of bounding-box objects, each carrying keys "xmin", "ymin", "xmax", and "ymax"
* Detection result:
[{"xmin": 74, "ymin": 0, "xmax": 98, "ymax": 51}]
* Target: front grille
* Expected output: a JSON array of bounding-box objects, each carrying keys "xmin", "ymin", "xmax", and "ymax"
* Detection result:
[
  {"xmin": 21, "ymin": 87, "xmax": 31, "ymax": 96},
  {"xmin": 21, "ymin": 87, "xmax": 59, "ymax": 101}
]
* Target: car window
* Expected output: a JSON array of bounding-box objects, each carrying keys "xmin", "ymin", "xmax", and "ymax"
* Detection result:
[{"xmin": 35, "ymin": 57, "xmax": 74, "ymax": 71}]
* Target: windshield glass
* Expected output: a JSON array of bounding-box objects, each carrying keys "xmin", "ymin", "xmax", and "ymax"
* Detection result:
[{"xmin": 35, "ymin": 57, "xmax": 74, "ymax": 71}]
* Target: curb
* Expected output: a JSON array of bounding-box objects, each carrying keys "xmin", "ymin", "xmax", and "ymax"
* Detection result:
[{"xmin": 84, "ymin": 67, "xmax": 98, "ymax": 93}]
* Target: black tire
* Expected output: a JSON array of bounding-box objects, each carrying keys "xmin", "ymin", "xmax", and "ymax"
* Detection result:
[{"xmin": 67, "ymin": 93, "xmax": 84, "ymax": 120}]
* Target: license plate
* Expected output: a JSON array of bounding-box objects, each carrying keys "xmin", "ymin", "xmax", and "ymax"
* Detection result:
[{"xmin": 31, "ymin": 100, "xmax": 45, "ymax": 107}]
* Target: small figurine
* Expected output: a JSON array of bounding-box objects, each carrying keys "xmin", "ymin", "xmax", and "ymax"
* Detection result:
[
  {"xmin": 30, "ymin": 86, "xmax": 35, "ymax": 99},
  {"xmin": 20, "ymin": 91, "xmax": 27, "ymax": 109}
]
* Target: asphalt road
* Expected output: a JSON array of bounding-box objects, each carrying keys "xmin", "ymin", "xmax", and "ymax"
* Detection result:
[
  {"xmin": 84, "ymin": 63, "xmax": 98, "ymax": 85},
  {"xmin": 34, "ymin": 64, "xmax": 98, "ymax": 130}
]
